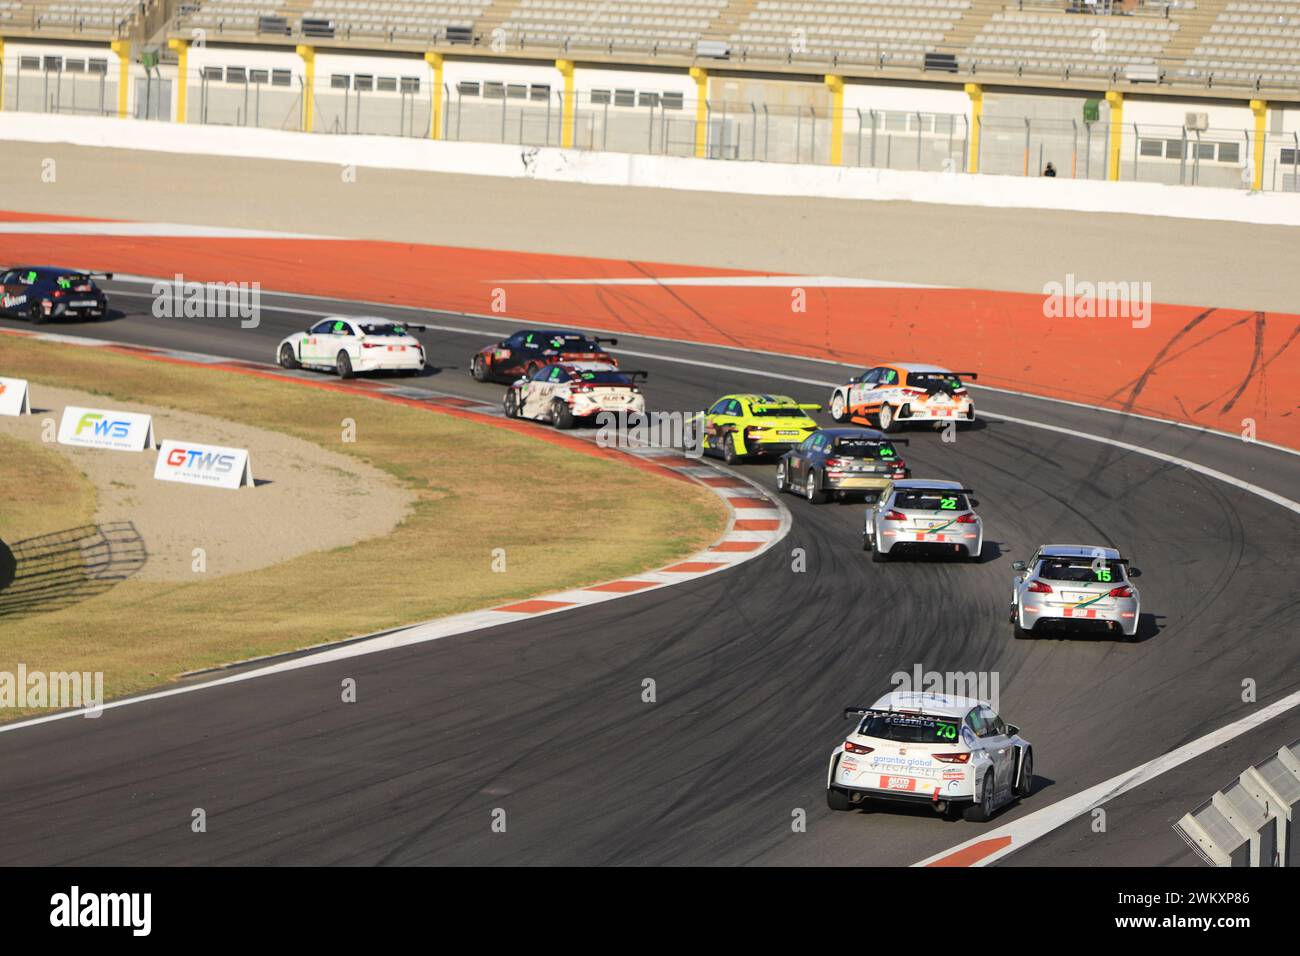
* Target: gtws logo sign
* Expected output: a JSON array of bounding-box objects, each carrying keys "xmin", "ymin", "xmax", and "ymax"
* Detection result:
[
  {"xmin": 0, "ymin": 376, "xmax": 31, "ymax": 416},
  {"xmin": 154, "ymin": 439, "xmax": 254, "ymax": 490},
  {"xmin": 57, "ymin": 406, "xmax": 154, "ymax": 451}
]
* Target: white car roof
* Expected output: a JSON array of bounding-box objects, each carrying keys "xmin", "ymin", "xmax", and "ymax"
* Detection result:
[
  {"xmin": 1040, "ymin": 544, "xmax": 1122, "ymax": 560},
  {"xmin": 885, "ymin": 362, "xmax": 954, "ymax": 374},
  {"xmin": 562, "ymin": 361, "xmax": 622, "ymax": 372},
  {"xmin": 891, "ymin": 479, "xmax": 966, "ymax": 492},
  {"xmin": 869, "ymin": 691, "xmax": 983, "ymax": 719}
]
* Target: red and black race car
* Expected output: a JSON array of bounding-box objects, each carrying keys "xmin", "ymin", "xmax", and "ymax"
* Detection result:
[{"xmin": 470, "ymin": 329, "xmax": 618, "ymax": 383}]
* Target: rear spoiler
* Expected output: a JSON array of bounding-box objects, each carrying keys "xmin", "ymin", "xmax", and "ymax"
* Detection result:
[
  {"xmin": 624, "ymin": 370, "xmax": 649, "ymax": 383},
  {"xmin": 844, "ymin": 707, "xmax": 875, "ymax": 720},
  {"xmin": 87, "ymin": 271, "xmax": 114, "ymax": 280},
  {"xmin": 595, "ymin": 336, "xmax": 618, "ymax": 346},
  {"xmin": 951, "ymin": 372, "xmax": 978, "ymax": 379},
  {"xmin": 400, "ymin": 323, "xmax": 429, "ymax": 332}
]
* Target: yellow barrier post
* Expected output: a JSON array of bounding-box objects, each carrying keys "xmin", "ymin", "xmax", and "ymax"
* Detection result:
[
  {"xmin": 689, "ymin": 66, "xmax": 709, "ymax": 158},
  {"xmin": 556, "ymin": 58, "xmax": 575, "ymax": 148},
  {"xmin": 824, "ymin": 74, "xmax": 844, "ymax": 166},
  {"xmin": 296, "ymin": 44, "xmax": 315, "ymax": 132},
  {"xmin": 964, "ymin": 82, "xmax": 982, "ymax": 173},
  {"xmin": 1105, "ymin": 90, "xmax": 1124, "ymax": 181},
  {"xmin": 168, "ymin": 38, "xmax": 189, "ymax": 124},
  {"xmin": 1250, "ymin": 99, "xmax": 1267, "ymax": 191},
  {"xmin": 110, "ymin": 39, "xmax": 130, "ymax": 117},
  {"xmin": 424, "ymin": 51, "xmax": 444, "ymax": 140}
]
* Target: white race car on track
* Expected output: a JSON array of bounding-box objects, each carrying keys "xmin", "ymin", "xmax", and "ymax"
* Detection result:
[
  {"xmin": 1011, "ymin": 544, "xmax": 1142, "ymax": 641},
  {"xmin": 278, "ymin": 316, "xmax": 427, "ymax": 378},
  {"xmin": 829, "ymin": 362, "xmax": 977, "ymax": 432},
  {"xmin": 503, "ymin": 361, "xmax": 647, "ymax": 429},
  {"xmin": 827, "ymin": 691, "xmax": 1033, "ymax": 821}
]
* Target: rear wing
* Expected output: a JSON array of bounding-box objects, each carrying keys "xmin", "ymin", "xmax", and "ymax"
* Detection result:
[
  {"xmin": 622, "ymin": 370, "xmax": 648, "ymax": 383},
  {"xmin": 951, "ymin": 371, "xmax": 978, "ymax": 379},
  {"xmin": 84, "ymin": 271, "xmax": 114, "ymax": 280},
  {"xmin": 595, "ymin": 336, "xmax": 619, "ymax": 346}
]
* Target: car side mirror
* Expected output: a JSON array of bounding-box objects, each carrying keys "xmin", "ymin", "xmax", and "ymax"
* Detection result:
[
  {"xmin": 969, "ymin": 499, "xmax": 980, "ymax": 508},
  {"xmin": 1006, "ymin": 724, "xmax": 1019, "ymax": 737},
  {"xmin": 1129, "ymin": 567, "xmax": 1142, "ymax": 577},
  {"xmin": 1011, "ymin": 561, "xmax": 1026, "ymax": 572}
]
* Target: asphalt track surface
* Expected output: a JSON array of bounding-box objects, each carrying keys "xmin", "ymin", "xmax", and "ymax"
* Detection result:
[{"xmin": 0, "ymin": 283, "xmax": 1297, "ymax": 866}]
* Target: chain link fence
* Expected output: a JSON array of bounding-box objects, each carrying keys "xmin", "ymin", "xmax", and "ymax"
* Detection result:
[{"xmin": 6, "ymin": 56, "xmax": 1298, "ymax": 192}]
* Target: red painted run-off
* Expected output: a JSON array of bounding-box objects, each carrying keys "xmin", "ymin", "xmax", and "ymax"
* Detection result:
[{"xmin": 1, "ymin": 224, "xmax": 1295, "ymax": 448}]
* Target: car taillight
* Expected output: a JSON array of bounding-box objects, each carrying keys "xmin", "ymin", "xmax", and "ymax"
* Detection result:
[
  {"xmin": 1027, "ymin": 581, "xmax": 1053, "ymax": 593},
  {"xmin": 744, "ymin": 426, "xmax": 765, "ymax": 440},
  {"xmin": 883, "ymin": 510, "xmax": 906, "ymax": 521},
  {"xmin": 844, "ymin": 741, "xmax": 874, "ymax": 755},
  {"xmin": 1108, "ymin": 586, "xmax": 1134, "ymax": 598},
  {"xmin": 52, "ymin": 289, "xmax": 66, "ymax": 299},
  {"xmin": 932, "ymin": 753, "xmax": 971, "ymax": 764},
  {"xmin": 827, "ymin": 456, "xmax": 852, "ymax": 469},
  {"xmin": 956, "ymin": 513, "xmax": 977, "ymax": 523},
  {"xmin": 571, "ymin": 384, "xmax": 592, "ymax": 393},
  {"xmin": 361, "ymin": 341, "xmax": 382, "ymax": 348}
]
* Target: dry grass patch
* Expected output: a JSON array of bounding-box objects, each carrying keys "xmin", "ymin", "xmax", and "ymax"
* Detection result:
[{"xmin": 0, "ymin": 336, "xmax": 726, "ymax": 713}]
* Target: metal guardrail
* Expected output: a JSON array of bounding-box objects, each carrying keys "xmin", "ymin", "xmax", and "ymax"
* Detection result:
[{"xmin": 1175, "ymin": 739, "xmax": 1300, "ymax": 867}]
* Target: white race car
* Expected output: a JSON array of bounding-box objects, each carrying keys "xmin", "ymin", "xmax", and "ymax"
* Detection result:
[
  {"xmin": 277, "ymin": 316, "xmax": 427, "ymax": 378},
  {"xmin": 829, "ymin": 362, "xmax": 977, "ymax": 432},
  {"xmin": 827, "ymin": 691, "xmax": 1033, "ymax": 821},
  {"xmin": 503, "ymin": 362, "xmax": 647, "ymax": 429}
]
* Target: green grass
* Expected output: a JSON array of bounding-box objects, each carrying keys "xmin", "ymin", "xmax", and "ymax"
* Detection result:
[{"xmin": 0, "ymin": 337, "xmax": 726, "ymax": 714}]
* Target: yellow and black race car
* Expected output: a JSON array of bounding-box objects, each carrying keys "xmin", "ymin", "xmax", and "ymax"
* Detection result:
[{"xmin": 703, "ymin": 393, "xmax": 821, "ymax": 464}]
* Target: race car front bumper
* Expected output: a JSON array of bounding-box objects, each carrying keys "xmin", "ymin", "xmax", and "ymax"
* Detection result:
[{"xmin": 1019, "ymin": 593, "xmax": 1139, "ymax": 636}]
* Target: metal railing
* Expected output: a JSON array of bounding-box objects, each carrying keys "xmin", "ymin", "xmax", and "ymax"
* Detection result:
[{"xmin": 7, "ymin": 62, "xmax": 1299, "ymax": 193}]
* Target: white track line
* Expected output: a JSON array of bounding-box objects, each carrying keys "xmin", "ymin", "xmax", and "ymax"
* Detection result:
[
  {"xmin": 103, "ymin": 274, "xmax": 1300, "ymax": 458},
  {"xmin": 914, "ymin": 689, "xmax": 1300, "ymax": 867},
  {"xmin": 15, "ymin": 285, "xmax": 1300, "ymax": 865}
]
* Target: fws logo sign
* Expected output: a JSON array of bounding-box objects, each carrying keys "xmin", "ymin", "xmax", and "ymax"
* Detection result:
[
  {"xmin": 154, "ymin": 440, "xmax": 254, "ymax": 490},
  {"xmin": 0, "ymin": 377, "xmax": 31, "ymax": 416},
  {"xmin": 57, "ymin": 406, "xmax": 154, "ymax": 451}
]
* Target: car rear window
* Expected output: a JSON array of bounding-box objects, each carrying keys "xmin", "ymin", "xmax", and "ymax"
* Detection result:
[
  {"xmin": 833, "ymin": 437, "xmax": 899, "ymax": 459},
  {"xmin": 525, "ymin": 332, "xmax": 599, "ymax": 351},
  {"xmin": 894, "ymin": 491, "xmax": 969, "ymax": 511},
  {"xmin": 575, "ymin": 370, "xmax": 631, "ymax": 385},
  {"xmin": 908, "ymin": 372, "xmax": 964, "ymax": 392},
  {"xmin": 857, "ymin": 712, "xmax": 962, "ymax": 744},
  {"xmin": 1038, "ymin": 559, "xmax": 1126, "ymax": 583}
]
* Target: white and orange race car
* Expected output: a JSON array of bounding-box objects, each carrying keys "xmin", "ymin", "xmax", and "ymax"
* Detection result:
[{"xmin": 829, "ymin": 363, "xmax": 977, "ymax": 433}]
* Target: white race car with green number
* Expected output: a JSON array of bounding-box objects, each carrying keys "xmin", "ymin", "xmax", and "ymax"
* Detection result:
[{"xmin": 278, "ymin": 316, "xmax": 427, "ymax": 378}]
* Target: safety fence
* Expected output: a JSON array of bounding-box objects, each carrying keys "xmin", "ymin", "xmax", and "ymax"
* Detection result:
[{"xmin": 4, "ymin": 56, "xmax": 1298, "ymax": 191}]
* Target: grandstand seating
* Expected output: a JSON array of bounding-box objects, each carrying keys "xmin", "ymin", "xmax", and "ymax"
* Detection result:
[
  {"xmin": 965, "ymin": 7, "xmax": 1181, "ymax": 77},
  {"xmin": 728, "ymin": 0, "xmax": 971, "ymax": 67},
  {"xmin": 0, "ymin": 0, "xmax": 148, "ymax": 32},
  {"xmin": 501, "ymin": 0, "xmax": 729, "ymax": 55},
  {"xmin": 1179, "ymin": 0, "xmax": 1300, "ymax": 86},
  {"xmin": 6, "ymin": 0, "xmax": 1296, "ymax": 94}
]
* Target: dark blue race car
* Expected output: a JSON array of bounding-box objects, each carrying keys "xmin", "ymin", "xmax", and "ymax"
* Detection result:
[{"xmin": 0, "ymin": 266, "xmax": 112, "ymax": 323}]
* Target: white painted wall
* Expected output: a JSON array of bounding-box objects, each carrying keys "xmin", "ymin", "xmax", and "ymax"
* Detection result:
[{"xmin": 5, "ymin": 111, "xmax": 1300, "ymax": 226}]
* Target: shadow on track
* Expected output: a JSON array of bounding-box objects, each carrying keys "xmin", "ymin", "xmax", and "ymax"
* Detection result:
[{"xmin": 0, "ymin": 522, "xmax": 147, "ymax": 620}]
